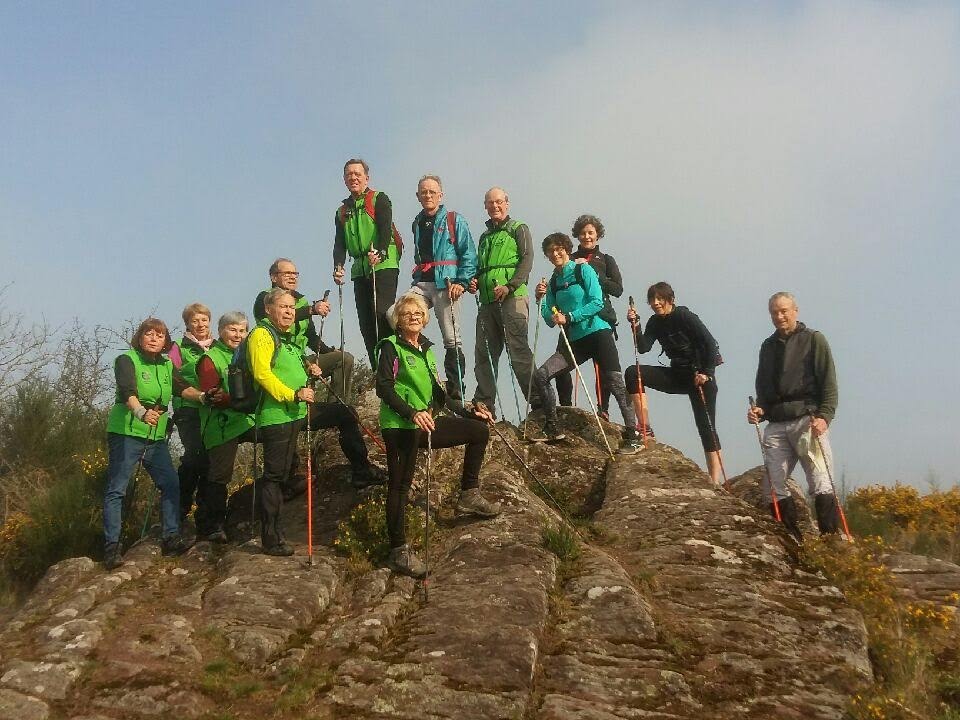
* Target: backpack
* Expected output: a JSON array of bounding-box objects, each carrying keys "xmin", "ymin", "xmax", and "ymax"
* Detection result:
[
  {"xmin": 549, "ymin": 263, "xmax": 618, "ymax": 326},
  {"xmin": 339, "ymin": 189, "xmax": 404, "ymax": 257},
  {"xmin": 227, "ymin": 323, "xmax": 280, "ymax": 413}
]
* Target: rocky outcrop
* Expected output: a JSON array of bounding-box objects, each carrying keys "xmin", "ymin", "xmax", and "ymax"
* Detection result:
[{"xmin": 0, "ymin": 407, "xmax": 872, "ymax": 720}]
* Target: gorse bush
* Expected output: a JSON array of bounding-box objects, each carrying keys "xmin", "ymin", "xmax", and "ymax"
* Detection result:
[
  {"xmin": 803, "ymin": 535, "xmax": 960, "ymax": 720},
  {"xmin": 847, "ymin": 483, "xmax": 960, "ymax": 563}
]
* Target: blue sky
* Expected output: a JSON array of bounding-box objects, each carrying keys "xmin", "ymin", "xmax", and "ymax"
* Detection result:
[{"xmin": 2, "ymin": 1, "xmax": 958, "ymax": 489}]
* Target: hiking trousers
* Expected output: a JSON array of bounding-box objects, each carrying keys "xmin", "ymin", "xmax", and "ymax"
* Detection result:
[
  {"xmin": 354, "ymin": 269, "xmax": 399, "ymax": 365},
  {"xmin": 382, "ymin": 416, "xmax": 488, "ymax": 547},
  {"xmin": 473, "ymin": 296, "xmax": 536, "ymax": 413},
  {"xmin": 762, "ymin": 416, "xmax": 834, "ymax": 500}
]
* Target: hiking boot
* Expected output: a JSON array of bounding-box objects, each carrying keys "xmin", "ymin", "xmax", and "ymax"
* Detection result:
[
  {"xmin": 455, "ymin": 488, "xmax": 502, "ymax": 518},
  {"xmin": 263, "ymin": 541, "xmax": 295, "ymax": 557},
  {"xmin": 773, "ymin": 497, "xmax": 804, "ymax": 543},
  {"xmin": 598, "ymin": 409, "xmax": 610, "ymax": 422},
  {"xmin": 351, "ymin": 464, "xmax": 387, "ymax": 489},
  {"xmin": 543, "ymin": 419, "xmax": 566, "ymax": 441},
  {"xmin": 386, "ymin": 545, "xmax": 427, "ymax": 579},
  {"xmin": 204, "ymin": 529, "xmax": 229, "ymax": 544},
  {"xmin": 639, "ymin": 424, "xmax": 655, "ymax": 440},
  {"xmin": 526, "ymin": 425, "xmax": 549, "ymax": 442},
  {"xmin": 161, "ymin": 534, "xmax": 193, "ymax": 557},
  {"xmin": 814, "ymin": 493, "xmax": 840, "ymax": 535},
  {"xmin": 618, "ymin": 437, "xmax": 643, "ymax": 455},
  {"xmin": 104, "ymin": 543, "xmax": 123, "ymax": 571}
]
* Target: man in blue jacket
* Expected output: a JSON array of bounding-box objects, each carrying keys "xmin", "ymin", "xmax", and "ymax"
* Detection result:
[{"xmin": 406, "ymin": 174, "xmax": 478, "ymax": 401}]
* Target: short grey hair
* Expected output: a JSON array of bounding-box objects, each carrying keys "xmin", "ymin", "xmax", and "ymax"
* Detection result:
[
  {"xmin": 768, "ymin": 291, "xmax": 797, "ymax": 310},
  {"xmin": 418, "ymin": 174, "xmax": 443, "ymax": 190},
  {"xmin": 388, "ymin": 292, "xmax": 430, "ymax": 330},
  {"xmin": 268, "ymin": 257, "xmax": 294, "ymax": 276},
  {"xmin": 343, "ymin": 158, "xmax": 370, "ymax": 175},
  {"xmin": 484, "ymin": 186, "xmax": 509, "ymax": 203},
  {"xmin": 264, "ymin": 287, "xmax": 295, "ymax": 308},
  {"xmin": 218, "ymin": 311, "xmax": 248, "ymax": 332}
]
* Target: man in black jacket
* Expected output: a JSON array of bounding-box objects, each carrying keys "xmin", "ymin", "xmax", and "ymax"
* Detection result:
[{"xmin": 747, "ymin": 292, "xmax": 840, "ymax": 539}]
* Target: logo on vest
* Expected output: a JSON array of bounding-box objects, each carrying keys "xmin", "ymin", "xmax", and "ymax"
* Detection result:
[
  {"xmin": 141, "ymin": 371, "xmax": 151, "ymax": 380},
  {"xmin": 405, "ymin": 356, "xmax": 417, "ymax": 367}
]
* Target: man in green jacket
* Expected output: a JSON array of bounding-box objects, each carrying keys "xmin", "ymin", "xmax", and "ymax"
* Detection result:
[
  {"xmin": 468, "ymin": 187, "xmax": 538, "ymax": 417},
  {"xmin": 333, "ymin": 158, "xmax": 400, "ymax": 364}
]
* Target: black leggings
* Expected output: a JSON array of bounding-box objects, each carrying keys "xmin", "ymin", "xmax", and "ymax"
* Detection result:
[
  {"xmin": 624, "ymin": 365, "xmax": 720, "ymax": 452},
  {"xmin": 382, "ymin": 415, "xmax": 489, "ymax": 547}
]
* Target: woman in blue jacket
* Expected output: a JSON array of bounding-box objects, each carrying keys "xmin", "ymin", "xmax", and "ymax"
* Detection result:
[{"xmin": 531, "ymin": 233, "xmax": 640, "ymax": 452}]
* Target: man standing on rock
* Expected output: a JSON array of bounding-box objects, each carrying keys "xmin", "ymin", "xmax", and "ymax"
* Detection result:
[
  {"xmin": 747, "ymin": 292, "xmax": 840, "ymax": 539},
  {"xmin": 333, "ymin": 158, "xmax": 401, "ymax": 365},
  {"xmin": 407, "ymin": 174, "xmax": 477, "ymax": 402},
  {"xmin": 469, "ymin": 186, "xmax": 538, "ymax": 418}
]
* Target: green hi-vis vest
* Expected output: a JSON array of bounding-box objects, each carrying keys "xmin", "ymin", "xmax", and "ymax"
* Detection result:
[
  {"xmin": 199, "ymin": 340, "xmax": 256, "ymax": 449},
  {"xmin": 376, "ymin": 335, "xmax": 440, "ymax": 430},
  {"xmin": 340, "ymin": 190, "xmax": 401, "ymax": 279},
  {"xmin": 172, "ymin": 339, "xmax": 204, "ymax": 410},
  {"xmin": 248, "ymin": 319, "xmax": 308, "ymax": 428},
  {"xmin": 476, "ymin": 219, "xmax": 528, "ymax": 304},
  {"xmin": 107, "ymin": 349, "xmax": 173, "ymax": 439}
]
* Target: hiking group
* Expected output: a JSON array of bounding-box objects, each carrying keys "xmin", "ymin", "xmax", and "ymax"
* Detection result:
[{"xmin": 103, "ymin": 157, "xmax": 845, "ymax": 576}]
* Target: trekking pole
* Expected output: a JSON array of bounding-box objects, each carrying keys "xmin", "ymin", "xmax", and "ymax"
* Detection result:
[
  {"xmin": 313, "ymin": 373, "xmax": 387, "ymax": 452},
  {"xmin": 423, "ymin": 429, "xmax": 432, "ymax": 602},
  {"xmin": 317, "ymin": 289, "xmax": 331, "ymax": 343},
  {"xmin": 594, "ymin": 361, "xmax": 602, "ymax": 412},
  {"xmin": 494, "ymin": 282, "xmax": 523, "ymax": 424},
  {"xmin": 523, "ymin": 278, "xmax": 546, "ymax": 439},
  {"xmin": 371, "ymin": 258, "xmax": 380, "ymax": 346},
  {"xmin": 337, "ymin": 267, "xmax": 346, "ymax": 399},
  {"xmin": 628, "ymin": 296, "xmax": 649, "ymax": 447},
  {"xmin": 475, "ymin": 294, "xmax": 507, "ymax": 423},
  {"xmin": 125, "ymin": 423, "xmax": 157, "ymax": 542},
  {"xmin": 813, "ymin": 430, "xmax": 853, "ymax": 540},
  {"xmin": 749, "ymin": 396, "xmax": 781, "ymax": 521},
  {"xmin": 552, "ymin": 307, "xmax": 615, "ymax": 459},
  {"xmin": 696, "ymin": 383, "xmax": 730, "ymax": 490},
  {"xmin": 445, "ymin": 279, "xmax": 465, "ymax": 402},
  {"xmin": 137, "ymin": 416, "xmax": 164, "ymax": 541},
  {"xmin": 487, "ymin": 420, "xmax": 582, "ymax": 539},
  {"xmin": 305, "ymin": 381, "xmax": 315, "ymax": 566},
  {"xmin": 248, "ymin": 411, "xmax": 260, "ymax": 542}
]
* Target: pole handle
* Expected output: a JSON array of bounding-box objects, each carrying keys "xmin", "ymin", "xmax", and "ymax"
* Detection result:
[
  {"xmin": 629, "ymin": 295, "xmax": 635, "ymax": 309},
  {"xmin": 321, "ymin": 289, "xmax": 331, "ymax": 301},
  {"xmin": 749, "ymin": 395, "xmax": 756, "ymax": 408}
]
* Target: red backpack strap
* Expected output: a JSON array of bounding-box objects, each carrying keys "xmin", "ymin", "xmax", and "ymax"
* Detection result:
[
  {"xmin": 364, "ymin": 188, "xmax": 377, "ymax": 219},
  {"xmin": 446, "ymin": 210, "xmax": 457, "ymax": 246}
]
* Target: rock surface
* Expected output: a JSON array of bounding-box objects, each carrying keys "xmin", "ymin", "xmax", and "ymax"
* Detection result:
[{"xmin": 0, "ymin": 405, "xmax": 872, "ymax": 719}]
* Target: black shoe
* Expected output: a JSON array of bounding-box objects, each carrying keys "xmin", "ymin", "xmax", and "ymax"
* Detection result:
[
  {"xmin": 263, "ymin": 542, "xmax": 295, "ymax": 557},
  {"xmin": 351, "ymin": 464, "xmax": 387, "ymax": 488},
  {"xmin": 161, "ymin": 534, "xmax": 193, "ymax": 557},
  {"xmin": 774, "ymin": 497, "xmax": 804, "ymax": 543},
  {"xmin": 543, "ymin": 420, "xmax": 566, "ymax": 442},
  {"xmin": 104, "ymin": 543, "xmax": 123, "ymax": 570},
  {"xmin": 814, "ymin": 493, "xmax": 840, "ymax": 535},
  {"xmin": 204, "ymin": 529, "xmax": 229, "ymax": 544}
]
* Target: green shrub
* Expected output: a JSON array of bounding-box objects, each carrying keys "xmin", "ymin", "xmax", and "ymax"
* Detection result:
[{"xmin": 333, "ymin": 486, "xmax": 424, "ymax": 564}]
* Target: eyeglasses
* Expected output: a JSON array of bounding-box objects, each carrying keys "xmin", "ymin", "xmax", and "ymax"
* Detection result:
[
  {"xmin": 398, "ymin": 311, "xmax": 425, "ymax": 319},
  {"xmin": 418, "ymin": 190, "xmax": 440, "ymax": 197},
  {"xmin": 277, "ymin": 271, "xmax": 299, "ymax": 277}
]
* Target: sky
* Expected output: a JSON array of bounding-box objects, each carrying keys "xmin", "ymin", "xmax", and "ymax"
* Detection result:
[{"xmin": 1, "ymin": 1, "xmax": 958, "ymax": 490}]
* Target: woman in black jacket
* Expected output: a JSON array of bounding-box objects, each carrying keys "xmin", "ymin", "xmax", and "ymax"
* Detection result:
[{"xmin": 625, "ymin": 282, "xmax": 724, "ymax": 486}]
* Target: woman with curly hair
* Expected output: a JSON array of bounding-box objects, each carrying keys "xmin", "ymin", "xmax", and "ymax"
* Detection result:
[{"xmin": 551, "ymin": 214, "xmax": 623, "ymax": 419}]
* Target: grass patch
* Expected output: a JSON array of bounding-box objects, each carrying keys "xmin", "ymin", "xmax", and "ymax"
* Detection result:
[
  {"xmin": 275, "ymin": 665, "xmax": 334, "ymax": 711},
  {"xmin": 542, "ymin": 525, "xmax": 580, "ymax": 564},
  {"xmin": 199, "ymin": 656, "xmax": 264, "ymax": 700}
]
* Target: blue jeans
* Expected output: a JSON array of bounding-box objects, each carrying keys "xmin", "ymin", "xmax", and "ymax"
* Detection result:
[{"xmin": 103, "ymin": 432, "xmax": 180, "ymax": 545}]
